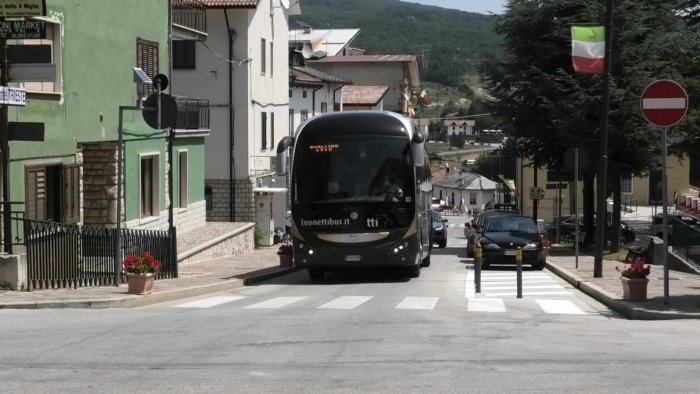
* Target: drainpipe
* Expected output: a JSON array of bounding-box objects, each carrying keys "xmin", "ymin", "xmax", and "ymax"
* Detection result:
[
  {"xmin": 311, "ymin": 86, "xmax": 323, "ymax": 116},
  {"xmin": 332, "ymin": 85, "xmax": 343, "ymax": 111},
  {"xmin": 225, "ymin": 11, "xmax": 236, "ymax": 221}
]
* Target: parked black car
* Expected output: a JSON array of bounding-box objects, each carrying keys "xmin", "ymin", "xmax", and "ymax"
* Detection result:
[
  {"xmin": 430, "ymin": 210, "xmax": 448, "ymax": 248},
  {"xmin": 545, "ymin": 215, "xmax": 635, "ymax": 244},
  {"xmin": 477, "ymin": 215, "xmax": 546, "ymax": 270}
]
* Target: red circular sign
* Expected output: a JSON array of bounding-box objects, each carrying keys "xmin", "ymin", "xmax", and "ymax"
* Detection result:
[{"xmin": 640, "ymin": 80, "xmax": 689, "ymax": 127}]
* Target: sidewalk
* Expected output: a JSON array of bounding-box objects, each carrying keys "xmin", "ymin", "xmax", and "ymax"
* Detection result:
[
  {"xmin": 0, "ymin": 244, "xmax": 297, "ymax": 309},
  {"xmin": 546, "ymin": 253, "xmax": 700, "ymax": 320},
  {"xmin": 1, "ymin": 242, "xmax": 698, "ymax": 319}
]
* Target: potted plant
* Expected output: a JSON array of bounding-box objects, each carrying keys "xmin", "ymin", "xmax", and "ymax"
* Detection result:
[
  {"xmin": 277, "ymin": 243, "xmax": 293, "ymax": 267},
  {"xmin": 616, "ymin": 259, "xmax": 651, "ymax": 301},
  {"xmin": 123, "ymin": 251, "xmax": 162, "ymax": 295}
]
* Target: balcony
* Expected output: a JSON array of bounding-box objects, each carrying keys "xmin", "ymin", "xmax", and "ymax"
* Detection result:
[
  {"xmin": 172, "ymin": 0, "xmax": 207, "ymax": 40},
  {"xmin": 174, "ymin": 97, "xmax": 210, "ymax": 132}
]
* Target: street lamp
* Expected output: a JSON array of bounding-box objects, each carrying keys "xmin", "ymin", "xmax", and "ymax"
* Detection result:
[{"xmin": 112, "ymin": 68, "xmax": 152, "ymax": 286}]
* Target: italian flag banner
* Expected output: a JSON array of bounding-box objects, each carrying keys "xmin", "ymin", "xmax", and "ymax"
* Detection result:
[{"xmin": 571, "ymin": 25, "xmax": 605, "ymax": 74}]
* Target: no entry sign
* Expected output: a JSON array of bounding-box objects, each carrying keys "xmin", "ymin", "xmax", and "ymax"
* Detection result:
[{"xmin": 641, "ymin": 80, "xmax": 688, "ymax": 128}]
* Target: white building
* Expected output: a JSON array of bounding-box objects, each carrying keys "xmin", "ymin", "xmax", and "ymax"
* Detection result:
[
  {"xmin": 289, "ymin": 66, "xmax": 351, "ymax": 135},
  {"xmin": 444, "ymin": 119, "xmax": 476, "ymax": 136},
  {"xmin": 433, "ymin": 172, "xmax": 497, "ymax": 212},
  {"xmin": 171, "ymin": 0, "xmax": 300, "ymax": 223}
]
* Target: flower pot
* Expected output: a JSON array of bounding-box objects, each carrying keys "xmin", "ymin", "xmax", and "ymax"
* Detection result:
[
  {"xmin": 126, "ymin": 273, "xmax": 155, "ymax": 295},
  {"xmin": 279, "ymin": 254, "xmax": 293, "ymax": 267},
  {"xmin": 621, "ymin": 277, "xmax": 648, "ymax": 301}
]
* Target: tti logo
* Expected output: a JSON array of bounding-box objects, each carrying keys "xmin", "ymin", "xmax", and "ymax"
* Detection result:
[{"xmin": 366, "ymin": 217, "xmax": 379, "ymax": 228}]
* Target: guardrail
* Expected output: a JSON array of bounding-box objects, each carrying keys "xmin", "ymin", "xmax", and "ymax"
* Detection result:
[
  {"xmin": 174, "ymin": 97, "xmax": 210, "ymax": 130},
  {"xmin": 669, "ymin": 216, "xmax": 700, "ymax": 271}
]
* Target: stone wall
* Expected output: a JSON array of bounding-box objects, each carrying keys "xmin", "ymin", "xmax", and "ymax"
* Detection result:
[
  {"xmin": 205, "ymin": 178, "xmax": 255, "ymax": 222},
  {"xmin": 178, "ymin": 224, "xmax": 254, "ymax": 265},
  {"xmin": 79, "ymin": 142, "xmax": 119, "ymax": 226}
]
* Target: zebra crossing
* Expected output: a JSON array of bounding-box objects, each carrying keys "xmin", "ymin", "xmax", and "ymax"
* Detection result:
[
  {"xmin": 169, "ymin": 291, "xmax": 588, "ymax": 315},
  {"xmin": 464, "ymin": 269, "xmax": 571, "ymax": 298}
]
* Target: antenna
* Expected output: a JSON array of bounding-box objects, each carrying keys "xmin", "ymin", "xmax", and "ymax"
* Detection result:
[{"xmin": 301, "ymin": 44, "xmax": 312, "ymax": 59}]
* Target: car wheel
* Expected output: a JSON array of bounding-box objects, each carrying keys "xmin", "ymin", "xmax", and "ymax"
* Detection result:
[
  {"xmin": 308, "ymin": 268, "xmax": 324, "ymax": 280},
  {"xmin": 532, "ymin": 258, "xmax": 546, "ymax": 271},
  {"xmin": 407, "ymin": 264, "xmax": 421, "ymax": 278}
]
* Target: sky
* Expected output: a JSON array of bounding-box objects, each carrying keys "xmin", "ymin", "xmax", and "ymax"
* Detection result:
[{"xmin": 400, "ymin": 0, "xmax": 506, "ymax": 15}]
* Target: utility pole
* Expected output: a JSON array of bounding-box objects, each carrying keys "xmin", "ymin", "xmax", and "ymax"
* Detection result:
[
  {"xmin": 593, "ymin": 0, "xmax": 615, "ymax": 278},
  {"xmin": 1, "ymin": 32, "xmax": 11, "ymax": 253}
]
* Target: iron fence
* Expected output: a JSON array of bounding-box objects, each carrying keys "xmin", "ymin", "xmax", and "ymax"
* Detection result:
[
  {"xmin": 175, "ymin": 96, "xmax": 210, "ymax": 130},
  {"xmin": 669, "ymin": 216, "xmax": 700, "ymax": 271},
  {"xmin": 0, "ymin": 202, "xmax": 26, "ymax": 252},
  {"xmin": 23, "ymin": 220, "xmax": 177, "ymax": 290}
]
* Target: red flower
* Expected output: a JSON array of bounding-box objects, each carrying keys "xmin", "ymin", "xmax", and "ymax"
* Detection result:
[
  {"xmin": 277, "ymin": 244, "xmax": 293, "ymax": 256},
  {"xmin": 123, "ymin": 251, "xmax": 163, "ymax": 274},
  {"xmin": 618, "ymin": 260, "xmax": 651, "ymax": 279}
]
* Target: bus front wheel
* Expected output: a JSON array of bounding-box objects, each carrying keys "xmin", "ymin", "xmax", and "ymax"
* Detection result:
[{"xmin": 308, "ymin": 268, "xmax": 324, "ymax": 280}]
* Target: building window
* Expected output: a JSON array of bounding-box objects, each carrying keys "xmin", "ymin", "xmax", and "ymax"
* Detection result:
[
  {"xmin": 261, "ymin": 112, "xmax": 267, "ymax": 150},
  {"xmin": 469, "ymin": 192, "xmax": 477, "ymax": 205},
  {"xmin": 137, "ymin": 38, "xmax": 159, "ymax": 98},
  {"xmin": 173, "ymin": 40, "xmax": 195, "ymax": 70},
  {"xmin": 270, "ymin": 42, "xmax": 274, "ymax": 76},
  {"xmin": 321, "ymin": 102, "xmax": 328, "ymax": 113},
  {"xmin": 302, "ymin": 90, "xmax": 307, "ymax": 99},
  {"xmin": 178, "ymin": 151, "xmax": 188, "ymax": 209},
  {"xmin": 270, "ymin": 113, "xmax": 275, "ymax": 150},
  {"xmin": 289, "ymin": 90, "xmax": 292, "ymax": 98},
  {"xmin": 301, "ymin": 110, "xmax": 308, "ymax": 122},
  {"xmin": 140, "ymin": 155, "xmax": 160, "ymax": 218},
  {"xmin": 25, "ymin": 164, "xmax": 80, "ymax": 223},
  {"xmin": 621, "ymin": 173, "xmax": 633, "ymax": 194},
  {"xmin": 261, "ymin": 38, "xmax": 266, "ymax": 75},
  {"xmin": 23, "ymin": 21, "xmax": 62, "ymax": 93},
  {"xmin": 289, "ymin": 110, "xmax": 295, "ymax": 135}
]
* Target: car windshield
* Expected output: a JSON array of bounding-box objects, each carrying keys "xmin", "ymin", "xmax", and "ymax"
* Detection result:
[
  {"xmin": 431, "ymin": 214, "xmax": 443, "ymax": 223},
  {"xmin": 485, "ymin": 217, "xmax": 538, "ymax": 234}
]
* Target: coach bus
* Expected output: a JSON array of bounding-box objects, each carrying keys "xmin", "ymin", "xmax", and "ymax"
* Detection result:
[{"xmin": 276, "ymin": 111, "xmax": 433, "ymax": 280}]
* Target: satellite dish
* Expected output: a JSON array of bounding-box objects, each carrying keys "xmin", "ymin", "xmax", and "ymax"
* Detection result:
[
  {"xmin": 301, "ymin": 44, "xmax": 312, "ymax": 59},
  {"xmin": 280, "ymin": 0, "xmax": 289, "ymax": 9}
]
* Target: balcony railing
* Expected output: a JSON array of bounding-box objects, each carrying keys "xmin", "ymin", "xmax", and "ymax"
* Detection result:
[
  {"xmin": 174, "ymin": 97, "xmax": 210, "ymax": 130},
  {"xmin": 172, "ymin": 0, "xmax": 207, "ymax": 37}
]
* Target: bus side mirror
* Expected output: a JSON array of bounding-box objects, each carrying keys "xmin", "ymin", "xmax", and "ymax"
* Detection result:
[
  {"xmin": 276, "ymin": 137, "xmax": 294, "ymax": 175},
  {"xmin": 412, "ymin": 132, "xmax": 425, "ymax": 167}
]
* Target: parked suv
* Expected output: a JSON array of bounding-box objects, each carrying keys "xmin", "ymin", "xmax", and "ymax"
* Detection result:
[{"xmin": 649, "ymin": 213, "xmax": 700, "ymax": 239}]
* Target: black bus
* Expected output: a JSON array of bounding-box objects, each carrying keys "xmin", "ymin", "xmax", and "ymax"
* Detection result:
[{"xmin": 276, "ymin": 111, "xmax": 433, "ymax": 280}]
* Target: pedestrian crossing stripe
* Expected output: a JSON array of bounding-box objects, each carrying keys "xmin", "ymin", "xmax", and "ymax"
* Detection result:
[
  {"xmin": 171, "ymin": 295, "xmax": 586, "ymax": 315},
  {"xmin": 173, "ymin": 295, "xmax": 247, "ymax": 308},
  {"xmin": 464, "ymin": 269, "xmax": 571, "ymax": 298}
]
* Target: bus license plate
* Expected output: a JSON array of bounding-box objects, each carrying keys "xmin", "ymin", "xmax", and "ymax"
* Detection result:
[
  {"xmin": 504, "ymin": 250, "xmax": 516, "ymax": 256},
  {"xmin": 345, "ymin": 255, "xmax": 362, "ymax": 262}
]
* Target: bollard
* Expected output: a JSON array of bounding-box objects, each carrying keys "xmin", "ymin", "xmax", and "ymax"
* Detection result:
[
  {"xmin": 474, "ymin": 244, "xmax": 482, "ymax": 293},
  {"xmin": 515, "ymin": 247, "xmax": 523, "ymax": 298}
]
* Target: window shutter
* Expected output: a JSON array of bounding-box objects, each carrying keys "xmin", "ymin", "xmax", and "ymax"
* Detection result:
[
  {"xmin": 137, "ymin": 38, "xmax": 159, "ymax": 97},
  {"xmin": 26, "ymin": 167, "xmax": 46, "ymax": 221},
  {"xmin": 63, "ymin": 165, "xmax": 80, "ymax": 223}
]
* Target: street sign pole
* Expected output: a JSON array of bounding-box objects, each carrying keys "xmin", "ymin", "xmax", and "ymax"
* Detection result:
[
  {"xmin": 661, "ymin": 127, "xmax": 669, "ymax": 305},
  {"xmin": 0, "ymin": 33, "xmax": 11, "ymax": 254},
  {"xmin": 640, "ymin": 79, "xmax": 689, "ymax": 306},
  {"xmin": 574, "ymin": 147, "xmax": 579, "ymax": 269}
]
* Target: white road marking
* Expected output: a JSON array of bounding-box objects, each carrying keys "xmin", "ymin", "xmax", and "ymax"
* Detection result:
[
  {"xmin": 243, "ymin": 296, "xmax": 307, "ymax": 309},
  {"xmin": 486, "ymin": 291, "xmax": 571, "ymax": 297},
  {"xmin": 317, "ymin": 296, "xmax": 373, "ymax": 310},
  {"xmin": 173, "ymin": 295, "xmax": 247, "ymax": 308},
  {"xmin": 536, "ymin": 299, "xmax": 586, "ymax": 315},
  {"xmin": 485, "ymin": 285, "xmax": 565, "ymax": 290},
  {"xmin": 395, "ymin": 296, "xmax": 439, "ymax": 310},
  {"xmin": 468, "ymin": 298, "xmax": 506, "ymax": 312}
]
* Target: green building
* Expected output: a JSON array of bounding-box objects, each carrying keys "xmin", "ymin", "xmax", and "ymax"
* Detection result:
[{"xmin": 6, "ymin": 0, "xmax": 209, "ymax": 244}]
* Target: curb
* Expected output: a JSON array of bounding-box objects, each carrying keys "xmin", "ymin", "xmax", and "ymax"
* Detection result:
[
  {"xmin": 546, "ymin": 261, "xmax": 700, "ymax": 320},
  {"xmin": 0, "ymin": 266, "xmax": 298, "ymax": 310}
]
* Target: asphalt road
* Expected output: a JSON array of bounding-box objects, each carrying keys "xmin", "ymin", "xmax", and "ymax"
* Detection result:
[{"xmin": 1, "ymin": 221, "xmax": 699, "ymax": 393}]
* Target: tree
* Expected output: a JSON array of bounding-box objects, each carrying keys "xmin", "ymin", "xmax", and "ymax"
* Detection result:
[{"xmin": 480, "ymin": 0, "xmax": 700, "ymax": 249}]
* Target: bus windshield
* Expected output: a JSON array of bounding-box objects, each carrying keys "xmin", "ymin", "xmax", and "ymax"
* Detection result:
[{"xmin": 294, "ymin": 135, "xmax": 414, "ymax": 205}]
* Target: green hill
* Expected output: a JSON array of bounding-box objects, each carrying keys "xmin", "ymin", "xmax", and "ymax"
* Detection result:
[{"xmin": 292, "ymin": 0, "xmax": 503, "ymax": 86}]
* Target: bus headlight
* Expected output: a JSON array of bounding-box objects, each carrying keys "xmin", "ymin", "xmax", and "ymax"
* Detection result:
[
  {"xmin": 523, "ymin": 243, "xmax": 539, "ymax": 250},
  {"xmin": 391, "ymin": 241, "xmax": 409, "ymax": 254}
]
